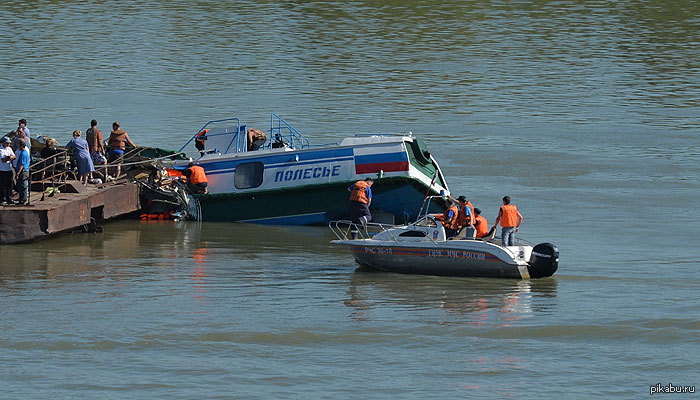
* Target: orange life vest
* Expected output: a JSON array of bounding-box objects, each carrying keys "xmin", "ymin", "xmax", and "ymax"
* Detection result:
[
  {"xmin": 443, "ymin": 205, "xmax": 459, "ymax": 230},
  {"xmin": 457, "ymin": 202, "xmax": 474, "ymax": 227},
  {"xmin": 166, "ymin": 168, "xmax": 184, "ymax": 178},
  {"xmin": 499, "ymin": 204, "xmax": 519, "ymax": 227},
  {"xmin": 189, "ymin": 165, "xmax": 208, "ymax": 184},
  {"xmin": 108, "ymin": 129, "xmax": 128, "ymax": 150},
  {"xmin": 475, "ymin": 215, "xmax": 489, "ymax": 238},
  {"xmin": 196, "ymin": 129, "xmax": 209, "ymax": 141},
  {"xmin": 86, "ymin": 128, "xmax": 102, "ymax": 152},
  {"xmin": 349, "ymin": 181, "xmax": 370, "ymax": 204}
]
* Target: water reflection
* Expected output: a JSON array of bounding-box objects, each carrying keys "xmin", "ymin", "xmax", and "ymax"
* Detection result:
[
  {"xmin": 345, "ymin": 267, "xmax": 558, "ymax": 326},
  {"xmin": 0, "ymin": 220, "xmax": 338, "ymax": 282}
]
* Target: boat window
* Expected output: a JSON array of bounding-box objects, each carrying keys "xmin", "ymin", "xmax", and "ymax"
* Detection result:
[
  {"xmin": 399, "ymin": 230, "xmax": 427, "ymax": 237},
  {"xmin": 234, "ymin": 162, "xmax": 264, "ymax": 189}
]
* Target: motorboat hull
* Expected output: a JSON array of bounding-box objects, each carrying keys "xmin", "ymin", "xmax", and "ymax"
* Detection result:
[
  {"xmin": 330, "ymin": 217, "xmax": 559, "ymax": 279},
  {"xmin": 349, "ymin": 244, "xmax": 530, "ymax": 278}
]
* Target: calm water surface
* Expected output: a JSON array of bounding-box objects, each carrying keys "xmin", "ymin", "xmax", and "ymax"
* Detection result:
[{"xmin": 1, "ymin": 1, "xmax": 699, "ymax": 398}]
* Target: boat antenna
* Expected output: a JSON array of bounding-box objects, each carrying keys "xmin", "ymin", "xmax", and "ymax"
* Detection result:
[{"xmin": 417, "ymin": 171, "xmax": 438, "ymax": 218}]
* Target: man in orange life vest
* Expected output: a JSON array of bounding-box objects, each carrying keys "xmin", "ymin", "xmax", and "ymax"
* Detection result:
[
  {"xmin": 348, "ymin": 177, "xmax": 374, "ymax": 227},
  {"xmin": 442, "ymin": 199, "xmax": 460, "ymax": 238},
  {"xmin": 448, "ymin": 194, "xmax": 474, "ymax": 232},
  {"xmin": 473, "ymin": 208, "xmax": 489, "ymax": 238},
  {"xmin": 195, "ymin": 129, "xmax": 209, "ymax": 156},
  {"xmin": 491, "ymin": 196, "xmax": 523, "ymax": 246},
  {"xmin": 183, "ymin": 162, "xmax": 208, "ymax": 194}
]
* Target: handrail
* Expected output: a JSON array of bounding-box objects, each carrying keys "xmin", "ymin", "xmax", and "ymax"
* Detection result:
[
  {"xmin": 30, "ymin": 149, "xmax": 71, "ymax": 203},
  {"xmin": 267, "ymin": 113, "xmax": 310, "ymax": 150},
  {"xmin": 328, "ymin": 220, "xmax": 398, "ymax": 242}
]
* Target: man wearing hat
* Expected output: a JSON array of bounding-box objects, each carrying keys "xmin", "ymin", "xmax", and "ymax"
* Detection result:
[
  {"xmin": 0, "ymin": 136, "xmax": 16, "ymax": 204},
  {"xmin": 473, "ymin": 208, "xmax": 489, "ymax": 238},
  {"xmin": 448, "ymin": 194, "xmax": 474, "ymax": 231}
]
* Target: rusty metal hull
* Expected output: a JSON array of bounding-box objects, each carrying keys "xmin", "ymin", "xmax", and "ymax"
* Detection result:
[{"xmin": 0, "ymin": 182, "xmax": 140, "ymax": 244}]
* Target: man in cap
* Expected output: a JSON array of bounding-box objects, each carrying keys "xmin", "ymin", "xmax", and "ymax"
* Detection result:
[
  {"xmin": 473, "ymin": 208, "xmax": 490, "ymax": 238},
  {"xmin": 0, "ymin": 136, "xmax": 16, "ymax": 204},
  {"xmin": 448, "ymin": 194, "xmax": 474, "ymax": 232}
]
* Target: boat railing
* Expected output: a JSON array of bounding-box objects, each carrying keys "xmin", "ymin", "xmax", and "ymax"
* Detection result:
[
  {"xmin": 29, "ymin": 149, "xmax": 71, "ymax": 205},
  {"xmin": 266, "ymin": 113, "xmax": 310, "ymax": 150},
  {"xmin": 178, "ymin": 118, "xmax": 242, "ymax": 154},
  {"xmin": 353, "ymin": 132, "xmax": 412, "ymax": 138},
  {"xmin": 417, "ymin": 195, "xmax": 447, "ymax": 220},
  {"xmin": 329, "ymin": 220, "xmax": 399, "ymax": 242}
]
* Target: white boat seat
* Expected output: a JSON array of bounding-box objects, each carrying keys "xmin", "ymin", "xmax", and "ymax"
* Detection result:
[
  {"xmin": 448, "ymin": 227, "xmax": 476, "ymax": 240},
  {"xmin": 479, "ymin": 227, "xmax": 497, "ymax": 241}
]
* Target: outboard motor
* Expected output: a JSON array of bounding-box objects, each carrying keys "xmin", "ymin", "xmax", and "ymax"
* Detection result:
[{"xmin": 527, "ymin": 243, "xmax": 559, "ymax": 278}]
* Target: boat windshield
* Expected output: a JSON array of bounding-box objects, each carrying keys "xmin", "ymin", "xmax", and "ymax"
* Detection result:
[{"xmin": 413, "ymin": 215, "xmax": 439, "ymax": 228}]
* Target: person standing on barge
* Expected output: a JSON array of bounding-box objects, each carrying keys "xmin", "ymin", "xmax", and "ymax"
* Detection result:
[
  {"xmin": 66, "ymin": 130, "xmax": 95, "ymax": 185},
  {"xmin": 86, "ymin": 119, "xmax": 108, "ymax": 180},
  {"xmin": 14, "ymin": 140, "xmax": 30, "ymax": 205},
  {"xmin": 108, "ymin": 122, "xmax": 136, "ymax": 179},
  {"xmin": 0, "ymin": 137, "xmax": 15, "ymax": 204}
]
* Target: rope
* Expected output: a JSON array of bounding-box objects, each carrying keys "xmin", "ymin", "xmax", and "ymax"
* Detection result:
[{"xmin": 94, "ymin": 152, "xmax": 186, "ymax": 169}]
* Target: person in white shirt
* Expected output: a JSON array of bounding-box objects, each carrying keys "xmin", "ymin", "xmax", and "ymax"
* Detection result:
[{"xmin": 0, "ymin": 136, "xmax": 16, "ymax": 204}]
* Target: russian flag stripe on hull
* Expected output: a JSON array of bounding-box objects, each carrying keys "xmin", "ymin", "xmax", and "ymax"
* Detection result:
[
  {"xmin": 354, "ymin": 152, "xmax": 409, "ymax": 174},
  {"xmin": 356, "ymin": 161, "xmax": 409, "ymax": 174}
]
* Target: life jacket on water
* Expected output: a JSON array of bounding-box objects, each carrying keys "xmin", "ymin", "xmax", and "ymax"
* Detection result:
[
  {"xmin": 475, "ymin": 215, "xmax": 489, "ymax": 238},
  {"xmin": 443, "ymin": 205, "xmax": 459, "ymax": 230},
  {"xmin": 499, "ymin": 204, "xmax": 519, "ymax": 227},
  {"xmin": 140, "ymin": 210, "xmax": 175, "ymax": 220},
  {"xmin": 108, "ymin": 129, "xmax": 128, "ymax": 150},
  {"xmin": 349, "ymin": 180, "xmax": 370, "ymax": 204},
  {"xmin": 188, "ymin": 165, "xmax": 208, "ymax": 184}
]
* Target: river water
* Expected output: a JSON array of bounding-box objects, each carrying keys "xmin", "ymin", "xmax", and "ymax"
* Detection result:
[{"xmin": 1, "ymin": 1, "xmax": 699, "ymax": 398}]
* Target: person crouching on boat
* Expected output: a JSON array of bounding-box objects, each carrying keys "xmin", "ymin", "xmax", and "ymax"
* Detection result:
[
  {"xmin": 348, "ymin": 177, "xmax": 373, "ymax": 237},
  {"xmin": 247, "ymin": 128, "xmax": 266, "ymax": 151},
  {"xmin": 183, "ymin": 162, "xmax": 208, "ymax": 194},
  {"xmin": 442, "ymin": 199, "xmax": 460, "ymax": 238},
  {"xmin": 473, "ymin": 208, "xmax": 489, "ymax": 238}
]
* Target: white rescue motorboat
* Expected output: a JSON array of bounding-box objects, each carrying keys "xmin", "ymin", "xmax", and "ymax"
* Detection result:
[{"xmin": 329, "ymin": 196, "xmax": 559, "ymax": 279}]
